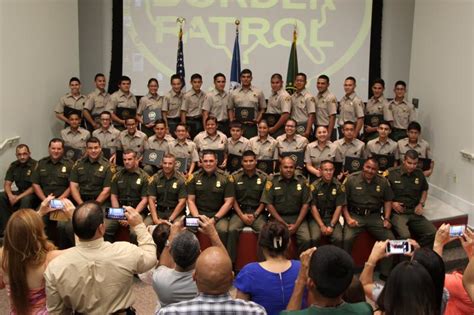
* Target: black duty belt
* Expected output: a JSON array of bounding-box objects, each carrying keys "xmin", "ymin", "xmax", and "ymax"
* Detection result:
[
  {"xmin": 350, "ymin": 206, "xmax": 380, "ymax": 216},
  {"xmin": 318, "ymin": 207, "xmax": 335, "ymax": 217},
  {"xmin": 187, "ymin": 116, "xmax": 202, "ymax": 121},
  {"xmin": 156, "ymin": 205, "xmax": 175, "ymax": 212},
  {"xmin": 239, "ymin": 204, "xmax": 257, "ymax": 213}
]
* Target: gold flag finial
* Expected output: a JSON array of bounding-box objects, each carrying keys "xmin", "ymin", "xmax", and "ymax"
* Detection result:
[{"xmin": 235, "ymin": 19, "xmax": 240, "ymax": 33}]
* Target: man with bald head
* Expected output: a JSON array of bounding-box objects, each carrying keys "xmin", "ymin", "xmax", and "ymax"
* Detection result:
[
  {"xmin": 44, "ymin": 201, "xmax": 156, "ymax": 314},
  {"xmin": 261, "ymin": 156, "xmax": 312, "ymax": 253},
  {"xmin": 158, "ymin": 245, "xmax": 266, "ymax": 314}
]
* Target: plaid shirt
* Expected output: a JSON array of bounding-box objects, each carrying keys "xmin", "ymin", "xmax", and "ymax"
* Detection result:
[{"xmin": 157, "ymin": 293, "xmax": 267, "ymax": 315}]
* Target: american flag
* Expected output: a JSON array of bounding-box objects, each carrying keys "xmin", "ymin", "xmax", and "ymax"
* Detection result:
[{"xmin": 176, "ymin": 26, "xmax": 185, "ymax": 88}]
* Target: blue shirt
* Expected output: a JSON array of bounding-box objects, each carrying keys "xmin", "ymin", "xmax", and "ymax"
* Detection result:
[{"xmin": 234, "ymin": 260, "xmax": 305, "ymax": 315}]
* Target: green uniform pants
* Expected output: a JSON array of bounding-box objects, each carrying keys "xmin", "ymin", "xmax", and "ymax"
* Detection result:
[
  {"xmin": 391, "ymin": 212, "xmax": 436, "ymax": 248},
  {"xmin": 0, "ymin": 192, "xmax": 38, "ymax": 234},
  {"xmin": 281, "ymin": 215, "xmax": 312, "ymax": 254},
  {"xmin": 227, "ymin": 213, "xmax": 266, "ymax": 263},
  {"xmin": 308, "ymin": 218, "xmax": 343, "ymax": 248},
  {"xmin": 343, "ymin": 212, "xmax": 395, "ymax": 277}
]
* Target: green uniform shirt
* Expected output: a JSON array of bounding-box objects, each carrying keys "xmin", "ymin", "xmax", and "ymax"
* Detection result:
[
  {"xmin": 187, "ymin": 169, "xmax": 235, "ymax": 215},
  {"xmin": 4, "ymin": 158, "xmax": 37, "ymax": 193},
  {"xmin": 342, "ymin": 171, "xmax": 393, "ymax": 210},
  {"xmin": 387, "ymin": 165, "xmax": 428, "ymax": 209},
  {"xmin": 31, "ymin": 156, "xmax": 73, "ymax": 197},
  {"xmin": 232, "ymin": 169, "xmax": 267, "ymax": 210},
  {"xmin": 260, "ymin": 173, "xmax": 311, "ymax": 215},
  {"xmin": 148, "ymin": 170, "xmax": 187, "ymax": 208},
  {"xmin": 111, "ymin": 167, "xmax": 149, "ymax": 206},
  {"xmin": 310, "ymin": 177, "xmax": 346, "ymax": 217},
  {"xmin": 280, "ymin": 302, "xmax": 373, "ymax": 315},
  {"xmin": 69, "ymin": 155, "xmax": 113, "ymax": 198}
]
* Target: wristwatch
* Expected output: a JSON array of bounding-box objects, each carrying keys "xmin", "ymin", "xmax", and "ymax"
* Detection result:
[
  {"xmin": 329, "ymin": 223, "xmax": 336, "ymax": 228},
  {"xmin": 252, "ymin": 212, "xmax": 260, "ymax": 219},
  {"xmin": 213, "ymin": 215, "xmax": 220, "ymax": 223}
]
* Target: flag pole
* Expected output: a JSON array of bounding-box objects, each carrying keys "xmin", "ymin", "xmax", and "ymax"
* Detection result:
[{"xmin": 176, "ymin": 17, "xmax": 186, "ymax": 89}]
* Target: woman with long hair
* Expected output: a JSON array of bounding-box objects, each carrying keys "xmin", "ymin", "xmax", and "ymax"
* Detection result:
[
  {"xmin": 234, "ymin": 221, "xmax": 305, "ymax": 315},
  {"xmin": 376, "ymin": 260, "xmax": 438, "ymax": 315},
  {"xmin": 0, "ymin": 200, "xmax": 67, "ymax": 314}
]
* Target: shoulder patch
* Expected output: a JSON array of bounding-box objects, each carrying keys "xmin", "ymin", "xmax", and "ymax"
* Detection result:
[
  {"xmin": 185, "ymin": 173, "xmax": 194, "ymax": 185},
  {"xmin": 265, "ymin": 180, "xmax": 273, "ymax": 191}
]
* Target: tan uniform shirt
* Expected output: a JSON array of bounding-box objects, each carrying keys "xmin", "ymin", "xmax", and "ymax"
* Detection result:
[
  {"xmin": 248, "ymin": 136, "xmax": 279, "ymax": 160},
  {"xmin": 60, "ymin": 127, "xmax": 90, "ymax": 150},
  {"xmin": 365, "ymin": 96, "xmax": 393, "ymax": 121},
  {"xmin": 169, "ymin": 139, "xmax": 200, "ymax": 162},
  {"xmin": 137, "ymin": 93, "xmax": 163, "ymax": 115},
  {"xmin": 365, "ymin": 138, "xmax": 399, "ymax": 159},
  {"xmin": 304, "ymin": 141, "xmax": 336, "ymax": 167},
  {"xmin": 276, "ymin": 134, "xmax": 309, "ymax": 154},
  {"xmin": 227, "ymin": 136, "xmax": 249, "ymax": 156},
  {"xmin": 315, "ymin": 90, "xmax": 337, "ymax": 126},
  {"xmin": 84, "ymin": 89, "xmax": 110, "ymax": 117},
  {"xmin": 182, "ymin": 89, "xmax": 205, "ymax": 117},
  {"xmin": 397, "ymin": 138, "xmax": 432, "ymax": 160},
  {"xmin": 338, "ymin": 92, "xmax": 365, "ymax": 126},
  {"xmin": 162, "ymin": 90, "xmax": 184, "ymax": 119},
  {"xmin": 290, "ymin": 89, "xmax": 316, "ymax": 123},
  {"xmin": 266, "ymin": 88, "xmax": 291, "ymax": 114},
  {"xmin": 193, "ymin": 131, "xmax": 228, "ymax": 152},
  {"xmin": 229, "ymin": 85, "xmax": 266, "ymax": 112},
  {"xmin": 202, "ymin": 89, "xmax": 230, "ymax": 121},
  {"xmin": 92, "ymin": 126, "xmax": 120, "ymax": 151},
  {"xmin": 54, "ymin": 93, "xmax": 86, "ymax": 114},
  {"xmin": 107, "ymin": 90, "xmax": 137, "ymax": 112},
  {"xmin": 117, "ymin": 130, "xmax": 148, "ymax": 154},
  {"xmin": 44, "ymin": 224, "xmax": 156, "ymax": 315},
  {"xmin": 389, "ymin": 99, "xmax": 416, "ymax": 129},
  {"xmin": 334, "ymin": 138, "xmax": 366, "ymax": 163},
  {"xmin": 146, "ymin": 135, "xmax": 172, "ymax": 152}
]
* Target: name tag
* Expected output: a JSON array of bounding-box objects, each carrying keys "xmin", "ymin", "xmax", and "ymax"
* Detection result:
[
  {"xmin": 355, "ymin": 187, "xmax": 362, "ymax": 190},
  {"xmin": 275, "ymin": 187, "xmax": 281, "ymax": 190},
  {"xmin": 394, "ymin": 180, "xmax": 401, "ymax": 184},
  {"xmin": 237, "ymin": 182, "xmax": 244, "ymax": 185}
]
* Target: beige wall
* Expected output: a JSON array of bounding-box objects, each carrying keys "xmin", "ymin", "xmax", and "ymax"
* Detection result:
[
  {"xmin": 0, "ymin": 0, "xmax": 79, "ymax": 176},
  {"xmin": 408, "ymin": 0, "xmax": 474, "ymax": 223}
]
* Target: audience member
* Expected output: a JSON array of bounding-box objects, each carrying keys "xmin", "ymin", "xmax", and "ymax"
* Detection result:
[
  {"xmin": 138, "ymin": 223, "xmax": 170, "ymax": 285},
  {"xmin": 376, "ymin": 261, "xmax": 437, "ymax": 315},
  {"xmin": 234, "ymin": 221, "xmax": 306, "ymax": 315},
  {"xmin": 433, "ymin": 223, "xmax": 474, "ymax": 315},
  {"xmin": 283, "ymin": 245, "xmax": 372, "ymax": 314},
  {"xmin": 343, "ymin": 276, "xmax": 366, "ymax": 304},
  {"xmin": 157, "ymin": 246, "xmax": 266, "ymax": 314},
  {"xmin": 152, "ymin": 216, "xmax": 224, "ymax": 309},
  {"xmin": 0, "ymin": 200, "xmax": 68, "ymax": 314},
  {"xmin": 44, "ymin": 201, "xmax": 156, "ymax": 314}
]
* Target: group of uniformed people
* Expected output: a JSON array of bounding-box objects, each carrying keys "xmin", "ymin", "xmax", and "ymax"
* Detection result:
[{"xmin": 0, "ymin": 69, "xmax": 437, "ymax": 268}]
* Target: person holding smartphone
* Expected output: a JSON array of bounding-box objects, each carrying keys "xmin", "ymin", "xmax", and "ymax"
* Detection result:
[
  {"xmin": 148, "ymin": 154, "xmax": 187, "ymax": 225},
  {"xmin": 107, "ymin": 150, "xmax": 149, "ymax": 243},
  {"xmin": 387, "ymin": 149, "xmax": 436, "ymax": 248}
]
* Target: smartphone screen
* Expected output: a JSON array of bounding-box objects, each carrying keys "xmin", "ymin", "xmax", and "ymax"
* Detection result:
[
  {"xmin": 184, "ymin": 217, "xmax": 199, "ymax": 227},
  {"xmin": 49, "ymin": 199, "xmax": 64, "ymax": 209},
  {"xmin": 105, "ymin": 207, "xmax": 127, "ymax": 220},
  {"xmin": 449, "ymin": 225, "xmax": 465, "ymax": 237},
  {"xmin": 386, "ymin": 240, "xmax": 411, "ymax": 254}
]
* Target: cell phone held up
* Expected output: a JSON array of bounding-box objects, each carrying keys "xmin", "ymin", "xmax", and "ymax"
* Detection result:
[
  {"xmin": 449, "ymin": 225, "xmax": 465, "ymax": 238},
  {"xmin": 105, "ymin": 207, "xmax": 127, "ymax": 220},
  {"xmin": 184, "ymin": 216, "xmax": 200, "ymax": 228},
  {"xmin": 386, "ymin": 240, "xmax": 411, "ymax": 254}
]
